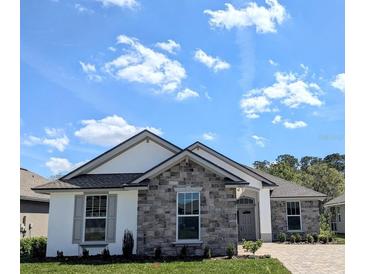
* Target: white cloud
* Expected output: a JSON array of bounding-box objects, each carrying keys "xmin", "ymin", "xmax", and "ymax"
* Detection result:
[
  {"xmin": 240, "ymin": 95, "xmax": 272, "ymax": 119},
  {"xmin": 204, "ymin": 0, "xmax": 288, "ymax": 33},
  {"xmin": 194, "ymin": 49, "xmax": 230, "ymax": 72},
  {"xmin": 155, "ymin": 40, "xmax": 181, "ymax": 54},
  {"xmin": 24, "ymin": 128, "xmax": 69, "ymax": 152},
  {"xmin": 104, "ymin": 34, "xmax": 186, "ymax": 93},
  {"xmin": 74, "ymin": 115, "xmax": 162, "ymax": 146},
  {"xmin": 240, "ymin": 69, "xmax": 323, "ymax": 118},
  {"xmin": 80, "ymin": 61, "xmax": 96, "ymax": 73},
  {"xmin": 80, "ymin": 61, "xmax": 102, "ymax": 82},
  {"xmin": 269, "ymin": 59, "xmax": 278, "ymax": 66},
  {"xmin": 176, "ymin": 88, "xmax": 199, "ymax": 101},
  {"xmin": 202, "ymin": 132, "xmax": 217, "ymax": 141},
  {"xmin": 75, "ymin": 3, "xmax": 94, "ymax": 14},
  {"xmin": 204, "ymin": 91, "xmax": 212, "ymax": 101},
  {"xmin": 97, "ymin": 0, "xmax": 138, "ymax": 9},
  {"xmin": 252, "ymin": 135, "xmax": 267, "ymax": 147},
  {"xmin": 283, "ymin": 120, "xmax": 307, "ymax": 129},
  {"xmin": 331, "ymin": 73, "xmax": 345, "ymax": 93},
  {"xmin": 45, "ymin": 157, "xmax": 85, "ymax": 175},
  {"xmin": 272, "ymin": 115, "xmax": 282, "ymax": 124},
  {"xmin": 108, "ymin": 46, "xmax": 116, "ymax": 52}
]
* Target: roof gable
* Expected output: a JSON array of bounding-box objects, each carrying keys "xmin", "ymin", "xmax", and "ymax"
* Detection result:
[
  {"xmin": 130, "ymin": 149, "xmax": 246, "ymax": 185},
  {"xmin": 187, "ymin": 142, "xmax": 277, "ymax": 187},
  {"xmin": 20, "ymin": 168, "xmax": 50, "ymax": 201},
  {"xmin": 62, "ymin": 130, "xmax": 181, "ymax": 180}
]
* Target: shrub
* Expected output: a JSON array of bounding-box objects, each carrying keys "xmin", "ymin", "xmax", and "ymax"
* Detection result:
[
  {"xmin": 306, "ymin": 234, "xmax": 314, "ymax": 244},
  {"xmin": 242, "ymin": 240, "xmax": 252, "ymax": 252},
  {"xmin": 180, "ymin": 245, "xmax": 187, "ymax": 259},
  {"xmin": 248, "ymin": 240, "xmax": 263, "ymax": 255},
  {"xmin": 203, "ymin": 246, "xmax": 211, "ymax": 258},
  {"xmin": 226, "ymin": 243, "xmax": 235, "ymax": 259},
  {"xmin": 319, "ymin": 230, "xmax": 334, "ymax": 244},
  {"xmin": 312, "ymin": 233, "xmax": 319, "ymax": 243},
  {"xmin": 101, "ymin": 248, "xmax": 110, "ymax": 260},
  {"xmin": 82, "ymin": 248, "xmax": 89, "ymax": 258},
  {"xmin": 122, "ymin": 229, "xmax": 134, "ymax": 258},
  {"xmin": 56, "ymin": 250, "xmax": 64, "ymax": 260},
  {"xmin": 278, "ymin": 232, "xmax": 286, "ymax": 243},
  {"xmin": 294, "ymin": 233, "xmax": 302, "ymax": 243},
  {"xmin": 20, "ymin": 237, "xmax": 47, "ymax": 260},
  {"xmin": 154, "ymin": 247, "xmax": 162, "ymax": 259},
  {"xmin": 290, "ymin": 234, "xmax": 296, "ymax": 243}
]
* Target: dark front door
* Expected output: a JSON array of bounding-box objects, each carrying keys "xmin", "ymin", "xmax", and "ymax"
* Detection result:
[{"xmin": 238, "ymin": 207, "xmax": 256, "ymax": 241}]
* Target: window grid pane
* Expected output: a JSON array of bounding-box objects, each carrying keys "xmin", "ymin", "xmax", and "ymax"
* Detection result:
[{"xmin": 177, "ymin": 192, "xmax": 199, "ymax": 240}]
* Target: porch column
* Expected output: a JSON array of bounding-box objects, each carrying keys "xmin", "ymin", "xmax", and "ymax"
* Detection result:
[{"xmin": 259, "ymin": 189, "xmax": 272, "ymax": 242}]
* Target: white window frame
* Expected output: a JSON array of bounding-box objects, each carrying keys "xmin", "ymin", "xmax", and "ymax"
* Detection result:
[
  {"xmin": 286, "ymin": 201, "xmax": 302, "ymax": 232},
  {"xmin": 176, "ymin": 191, "xmax": 201, "ymax": 243},
  {"xmin": 336, "ymin": 207, "xmax": 341, "ymax": 223},
  {"xmin": 83, "ymin": 194, "xmax": 108, "ymax": 243}
]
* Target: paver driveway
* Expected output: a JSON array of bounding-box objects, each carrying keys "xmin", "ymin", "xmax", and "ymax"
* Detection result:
[{"xmin": 238, "ymin": 243, "xmax": 344, "ymax": 274}]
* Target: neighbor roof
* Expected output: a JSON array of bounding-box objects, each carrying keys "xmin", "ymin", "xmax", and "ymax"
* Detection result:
[
  {"xmin": 20, "ymin": 168, "xmax": 50, "ymax": 202},
  {"xmin": 32, "ymin": 173, "xmax": 146, "ymax": 192},
  {"xmin": 243, "ymin": 166, "xmax": 327, "ymax": 199},
  {"xmin": 324, "ymin": 193, "xmax": 345, "ymax": 207}
]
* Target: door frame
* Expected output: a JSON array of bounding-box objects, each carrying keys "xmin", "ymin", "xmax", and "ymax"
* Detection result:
[{"xmin": 237, "ymin": 196, "xmax": 258, "ymax": 242}]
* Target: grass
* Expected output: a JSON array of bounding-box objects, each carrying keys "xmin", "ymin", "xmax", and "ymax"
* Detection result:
[
  {"xmin": 21, "ymin": 259, "xmax": 291, "ymax": 274},
  {"xmin": 334, "ymin": 233, "xmax": 345, "ymax": 244}
]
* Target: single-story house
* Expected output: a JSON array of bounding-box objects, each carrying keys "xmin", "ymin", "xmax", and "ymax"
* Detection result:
[
  {"xmin": 20, "ymin": 168, "xmax": 50, "ymax": 238},
  {"xmin": 324, "ymin": 193, "xmax": 345, "ymax": 234},
  {"xmin": 33, "ymin": 130, "xmax": 326, "ymax": 257}
]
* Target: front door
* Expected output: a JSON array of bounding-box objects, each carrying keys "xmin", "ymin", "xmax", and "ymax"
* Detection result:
[{"xmin": 238, "ymin": 207, "xmax": 256, "ymax": 241}]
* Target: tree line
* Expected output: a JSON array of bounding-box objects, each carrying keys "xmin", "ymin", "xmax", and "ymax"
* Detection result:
[{"xmin": 253, "ymin": 153, "xmax": 345, "ymax": 201}]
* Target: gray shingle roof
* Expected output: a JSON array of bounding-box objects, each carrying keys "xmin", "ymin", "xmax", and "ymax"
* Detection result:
[
  {"xmin": 324, "ymin": 193, "xmax": 345, "ymax": 206},
  {"xmin": 33, "ymin": 173, "xmax": 144, "ymax": 190},
  {"xmin": 20, "ymin": 168, "xmax": 50, "ymax": 202},
  {"xmin": 243, "ymin": 166, "xmax": 327, "ymax": 198}
]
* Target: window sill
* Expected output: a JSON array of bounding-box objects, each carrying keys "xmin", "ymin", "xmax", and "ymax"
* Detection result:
[
  {"xmin": 80, "ymin": 241, "xmax": 108, "ymax": 247},
  {"xmin": 172, "ymin": 241, "xmax": 203, "ymax": 246},
  {"xmin": 287, "ymin": 230, "xmax": 303, "ymax": 233}
]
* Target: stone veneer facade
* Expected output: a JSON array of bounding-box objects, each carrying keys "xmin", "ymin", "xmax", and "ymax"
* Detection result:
[
  {"xmin": 271, "ymin": 200, "xmax": 320, "ymax": 240},
  {"xmin": 137, "ymin": 159, "xmax": 238, "ymax": 256}
]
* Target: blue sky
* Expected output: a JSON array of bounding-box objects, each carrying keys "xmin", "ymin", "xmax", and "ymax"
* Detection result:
[{"xmin": 21, "ymin": 0, "xmax": 344, "ymax": 178}]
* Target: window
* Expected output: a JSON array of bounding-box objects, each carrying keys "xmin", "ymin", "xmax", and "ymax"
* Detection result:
[
  {"xmin": 177, "ymin": 192, "xmax": 200, "ymax": 241},
  {"xmin": 286, "ymin": 201, "xmax": 301, "ymax": 231},
  {"xmin": 336, "ymin": 207, "xmax": 341, "ymax": 222},
  {"xmin": 84, "ymin": 195, "xmax": 107, "ymax": 242},
  {"xmin": 238, "ymin": 197, "xmax": 254, "ymax": 205}
]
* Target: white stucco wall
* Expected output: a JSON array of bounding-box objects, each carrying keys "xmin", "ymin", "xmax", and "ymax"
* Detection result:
[
  {"xmin": 46, "ymin": 190, "xmax": 138, "ymax": 257},
  {"xmin": 89, "ymin": 140, "xmax": 174, "ymax": 174},
  {"xmin": 259, "ymin": 189, "xmax": 272, "ymax": 242},
  {"xmin": 192, "ymin": 148, "xmax": 262, "ymax": 189}
]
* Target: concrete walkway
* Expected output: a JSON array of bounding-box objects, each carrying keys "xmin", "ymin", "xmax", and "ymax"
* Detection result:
[{"xmin": 238, "ymin": 243, "xmax": 345, "ymax": 274}]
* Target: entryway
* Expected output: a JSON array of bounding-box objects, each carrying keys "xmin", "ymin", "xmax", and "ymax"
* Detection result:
[{"xmin": 237, "ymin": 197, "xmax": 256, "ymax": 241}]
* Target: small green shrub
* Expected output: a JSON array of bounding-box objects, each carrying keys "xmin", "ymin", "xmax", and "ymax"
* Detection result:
[
  {"xmin": 180, "ymin": 245, "xmax": 187, "ymax": 259},
  {"xmin": 278, "ymin": 232, "xmax": 286, "ymax": 243},
  {"xmin": 312, "ymin": 233, "xmax": 319, "ymax": 242},
  {"xmin": 242, "ymin": 240, "xmax": 252, "ymax": 252},
  {"xmin": 306, "ymin": 234, "xmax": 314, "ymax": 244},
  {"xmin": 122, "ymin": 229, "xmax": 134, "ymax": 258},
  {"xmin": 82, "ymin": 248, "xmax": 89, "ymax": 258},
  {"xmin": 294, "ymin": 233, "xmax": 301, "ymax": 243},
  {"xmin": 203, "ymin": 246, "xmax": 211, "ymax": 258},
  {"xmin": 154, "ymin": 247, "xmax": 162, "ymax": 259},
  {"xmin": 101, "ymin": 248, "xmax": 110, "ymax": 260},
  {"xmin": 226, "ymin": 243, "xmax": 234, "ymax": 259},
  {"xmin": 249, "ymin": 240, "xmax": 263, "ymax": 255},
  {"xmin": 290, "ymin": 234, "xmax": 296, "ymax": 243},
  {"xmin": 20, "ymin": 237, "xmax": 47, "ymax": 260}
]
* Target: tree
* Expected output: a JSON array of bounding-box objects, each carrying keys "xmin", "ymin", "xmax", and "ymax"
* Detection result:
[
  {"xmin": 300, "ymin": 156, "xmax": 322, "ymax": 171},
  {"xmin": 323, "ymin": 153, "xmax": 345, "ymax": 172},
  {"xmin": 275, "ymin": 154, "xmax": 299, "ymax": 170},
  {"xmin": 253, "ymin": 160, "xmax": 270, "ymax": 172}
]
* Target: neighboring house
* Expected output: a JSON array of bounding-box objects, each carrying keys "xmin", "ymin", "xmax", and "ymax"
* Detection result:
[
  {"xmin": 20, "ymin": 168, "xmax": 50, "ymax": 237},
  {"xmin": 324, "ymin": 193, "xmax": 345, "ymax": 234},
  {"xmin": 33, "ymin": 130, "xmax": 326, "ymax": 257}
]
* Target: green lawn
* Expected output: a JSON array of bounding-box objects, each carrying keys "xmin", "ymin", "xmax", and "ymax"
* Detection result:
[
  {"xmin": 21, "ymin": 259, "xmax": 290, "ymax": 274},
  {"xmin": 334, "ymin": 233, "xmax": 345, "ymax": 244}
]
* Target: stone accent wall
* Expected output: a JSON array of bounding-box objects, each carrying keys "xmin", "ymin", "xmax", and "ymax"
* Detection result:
[
  {"xmin": 137, "ymin": 159, "xmax": 238, "ymax": 256},
  {"xmin": 271, "ymin": 200, "xmax": 320, "ymax": 240}
]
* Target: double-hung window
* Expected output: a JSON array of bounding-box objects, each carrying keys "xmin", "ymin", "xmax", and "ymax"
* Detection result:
[
  {"xmin": 84, "ymin": 195, "xmax": 108, "ymax": 242},
  {"xmin": 177, "ymin": 192, "xmax": 200, "ymax": 241},
  {"xmin": 286, "ymin": 201, "xmax": 301, "ymax": 231}
]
